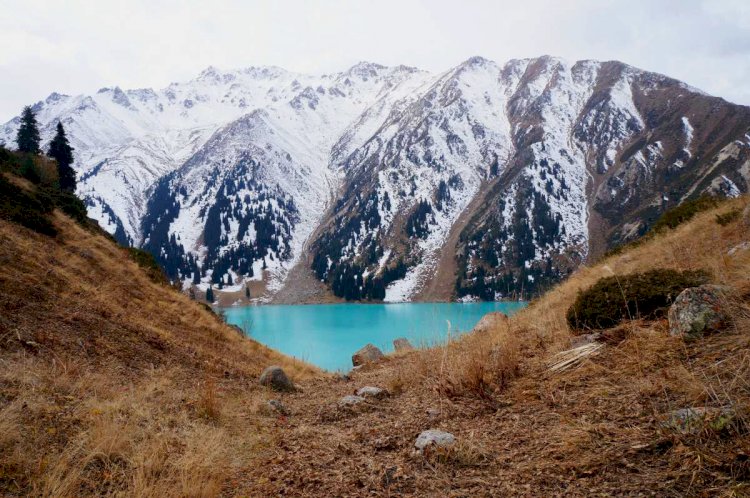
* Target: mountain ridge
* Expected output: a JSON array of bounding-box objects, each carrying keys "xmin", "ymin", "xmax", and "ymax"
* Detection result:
[{"xmin": 2, "ymin": 56, "xmax": 749, "ymax": 302}]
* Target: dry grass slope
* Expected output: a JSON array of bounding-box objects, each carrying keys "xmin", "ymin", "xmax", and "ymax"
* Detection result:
[{"xmin": 0, "ymin": 208, "xmax": 317, "ymax": 496}]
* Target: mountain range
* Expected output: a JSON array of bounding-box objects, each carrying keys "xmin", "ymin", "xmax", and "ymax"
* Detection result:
[{"xmin": 3, "ymin": 56, "xmax": 749, "ymax": 302}]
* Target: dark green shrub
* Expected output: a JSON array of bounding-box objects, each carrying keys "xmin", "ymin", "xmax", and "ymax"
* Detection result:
[
  {"xmin": 0, "ymin": 175, "xmax": 56, "ymax": 235},
  {"xmin": 715, "ymin": 208, "xmax": 741, "ymax": 226},
  {"xmin": 566, "ymin": 269, "xmax": 709, "ymax": 332},
  {"xmin": 127, "ymin": 247, "xmax": 169, "ymax": 285},
  {"xmin": 650, "ymin": 196, "xmax": 719, "ymax": 234}
]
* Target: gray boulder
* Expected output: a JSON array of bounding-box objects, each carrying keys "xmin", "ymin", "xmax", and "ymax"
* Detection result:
[
  {"xmin": 339, "ymin": 395, "xmax": 366, "ymax": 406},
  {"xmin": 414, "ymin": 429, "xmax": 456, "ymax": 453},
  {"xmin": 259, "ymin": 366, "xmax": 295, "ymax": 392},
  {"xmin": 393, "ymin": 337, "xmax": 414, "ymax": 352},
  {"xmin": 662, "ymin": 406, "xmax": 735, "ymax": 434},
  {"xmin": 356, "ymin": 386, "xmax": 388, "ymax": 399},
  {"xmin": 352, "ymin": 343, "xmax": 385, "ymax": 366},
  {"xmin": 668, "ymin": 285, "xmax": 729, "ymax": 341}
]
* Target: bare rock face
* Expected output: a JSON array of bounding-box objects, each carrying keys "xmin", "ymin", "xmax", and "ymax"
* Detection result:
[
  {"xmin": 668, "ymin": 285, "xmax": 730, "ymax": 341},
  {"xmin": 259, "ymin": 366, "xmax": 295, "ymax": 392},
  {"xmin": 393, "ymin": 337, "xmax": 414, "ymax": 352},
  {"xmin": 352, "ymin": 344, "xmax": 384, "ymax": 366},
  {"xmin": 414, "ymin": 430, "xmax": 456, "ymax": 453},
  {"xmin": 472, "ymin": 312, "xmax": 509, "ymax": 334}
]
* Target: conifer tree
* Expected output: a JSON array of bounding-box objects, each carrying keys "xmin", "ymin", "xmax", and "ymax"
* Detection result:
[
  {"xmin": 245, "ymin": 285, "xmax": 250, "ymax": 299},
  {"xmin": 205, "ymin": 286, "xmax": 214, "ymax": 303},
  {"xmin": 48, "ymin": 122, "xmax": 76, "ymax": 192},
  {"xmin": 16, "ymin": 106, "xmax": 41, "ymax": 154}
]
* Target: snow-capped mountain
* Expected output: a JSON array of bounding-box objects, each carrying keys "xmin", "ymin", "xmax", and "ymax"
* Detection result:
[{"xmin": 3, "ymin": 57, "xmax": 749, "ymax": 302}]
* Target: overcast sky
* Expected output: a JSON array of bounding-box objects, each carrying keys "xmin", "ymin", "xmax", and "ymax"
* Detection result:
[{"xmin": 2, "ymin": 0, "xmax": 749, "ymax": 121}]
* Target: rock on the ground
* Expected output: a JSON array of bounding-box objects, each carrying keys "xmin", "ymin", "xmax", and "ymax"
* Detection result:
[
  {"xmin": 352, "ymin": 344, "xmax": 384, "ymax": 366},
  {"xmin": 472, "ymin": 312, "xmax": 509, "ymax": 333},
  {"xmin": 728, "ymin": 241, "xmax": 750, "ymax": 256},
  {"xmin": 259, "ymin": 366, "xmax": 295, "ymax": 392},
  {"xmin": 662, "ymin": 406, "xmax": 735, "ymax": 434},
  {"xmin": 267, "ymin": 399, "xmax": 290, "ymax": 416},
  {"xmin": 743, "ymin": 204, "xmax": 750, "ymax": 227},
  {"xmin": 668, "ymin": 285, "xmax": 729, "ymax": 341},
  {"xmin": 414, "ymin": 430, "xmax": 456, "ymax": 452},
  {"xmin": 356, "ymin": 386, "xmax": 388, "ymax": 399},
  {"xmin": 393, "ymin": 337, "xmax": 414, "ymax": 352},
  {"xmin": 339, "ymin": 395, "xmax": 366, "ymax": 406}
]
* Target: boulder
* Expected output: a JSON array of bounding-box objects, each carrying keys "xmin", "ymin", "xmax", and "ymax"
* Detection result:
[
  {"xmin": 414, "ymin": 430, "xmax": 456, "ymax": 453},
  {"xmin": 339, "ymin": 395, "xmax": 366, "ymax": 406},
  {"xmin": 356, "ymin": 386, "xmax": 388, "ymax": 399},
  {"xmin": 352, "ymin": 344, "xmax": 385, "ymax": 366},
  {"xmin": 259, "ymin": 366, "xmax": 295, "ymax": 392},
  {"xmin": 743, "ymin": 204, "xmax": 750, "ymax": 228},
  {"xmin": 668, "ymin": 285, "xmax": 729, "ymax": 341},
  {"xmin": 393, "ymin": 337, "xmax": 414, "ymax": 352},
  {"xmin": 472, "ymin": 312, "xmax": 509, "ymax": 333},
  {"xmin": 661, "ymin": 406, "xmax": 735, "ymax": 434}
]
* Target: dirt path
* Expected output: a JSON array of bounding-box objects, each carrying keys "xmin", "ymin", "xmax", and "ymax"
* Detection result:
[{"xmin": 414, "ymin": 179, "xmax": 499, "ymax": 302}]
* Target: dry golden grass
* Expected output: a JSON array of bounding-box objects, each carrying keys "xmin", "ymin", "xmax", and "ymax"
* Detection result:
[
  {"xmin": 0, "ymin": 211, "xmax": 318, "ymax": 496},
  {"xmin": 355, "ymin": 196, "xmax": 750, "ymax": 494}
]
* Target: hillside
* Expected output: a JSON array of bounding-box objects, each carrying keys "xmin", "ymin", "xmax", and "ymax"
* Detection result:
[
  {"xmin": 3, "ymin": 57, "xmax": 749, "ymax": 304},
  {"xmin": 236, "ymin": 197, "xmax": 750, "ymax": 496},
  {"xmin": 1, "ymin": 149, "xmax": 749, "ymax": 495},
  {"xmin": 0, "ymin": 160, "xmax": 316, "ymax": 496}
]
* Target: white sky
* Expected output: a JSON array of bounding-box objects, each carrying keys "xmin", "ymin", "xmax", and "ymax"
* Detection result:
[{"xmin": 2, "ymin": 0, "xmax": 750, "ymax": 121}]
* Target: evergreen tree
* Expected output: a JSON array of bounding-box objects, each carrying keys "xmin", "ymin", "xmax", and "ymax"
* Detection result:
[
  {"xmin": 205, "ymin": 286, "xmax": 214, "ymax": 303},
  {"xmin": 245, "ymin": 286, "xmax": 251, "ymax": 299},
  {"xmin": 16, "ymin": 106, "xmax": 41, "ymax": 154},
  {"xmin": 48, "ymin": 122, "xmax": 76, "ymax": 192}
]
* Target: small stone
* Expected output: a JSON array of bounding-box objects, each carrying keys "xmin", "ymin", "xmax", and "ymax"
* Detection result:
[
  {"xmin": 259, "ymin": 366, "xmax": 295, "ymax": 392},
  {"xmin": 426, "ymin": 408, "xmax": 442, "ymax": 421},
  {"xmin": 352, "ymin": 344, "xmax": 385, "ymax": 366},
  {"xmin": 356, "ymin": 386, "xmax": 388, "ymax": 399},
  {"xmin": 267, "ymin": 399, "xmax": 290, "ymax": 416},
  {"xmin": 414, "ymin": 429, "xmax": 456, "ymax": 452},
  {"xmin": 339, "ymin": 395, "xmax": 366, "ymax": 406},
  {"xmin": 668, "ymin": 285, "xmax": 729, "ymax": 341},
  {"xmin": 393, "ymin": 337, "xmax": 414, "ymax": 352}
]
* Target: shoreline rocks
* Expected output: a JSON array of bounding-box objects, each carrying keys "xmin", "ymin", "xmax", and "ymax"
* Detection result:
[
  {"xmin": 393, "ymin": 337, "xmax": 414, "ymax": 352},
  {"xmin": 352, "ymin": 344, "xmax": 385, "ymax": 366}
]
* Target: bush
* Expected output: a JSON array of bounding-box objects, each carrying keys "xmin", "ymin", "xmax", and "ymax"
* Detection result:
[
  {"xmin": 715, "ymin": 208, "xmax": 741, "ymax": 226},
  {"xmin": 566, "ymin": 269, "xmax": 709, "ymax": 332},
  {"xmin": 650, "ymin": 196, "xmax": 719, "ymax": 234},
  {"xmin": 127, "ymin": 247, "xmax": 169, "ymax": 285},
  {"xmin": 0, "ymin": 175, "xmax": 56, "ymax": 235}
]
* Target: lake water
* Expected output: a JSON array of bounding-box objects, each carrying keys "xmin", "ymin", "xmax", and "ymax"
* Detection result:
[{"xmin": 222, "ymin": 301, "xmax": 526, "ymax": 372}]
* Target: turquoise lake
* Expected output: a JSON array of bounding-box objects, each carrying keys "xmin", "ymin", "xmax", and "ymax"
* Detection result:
[{"xmin": 222, "ymin": 301, "xmax": 526, "ymax": 372}]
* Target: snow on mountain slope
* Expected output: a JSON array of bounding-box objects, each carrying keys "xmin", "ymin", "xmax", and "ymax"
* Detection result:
[{"xmin": 3, "ymin": 57, "xmax": 749, "ymax": 302}]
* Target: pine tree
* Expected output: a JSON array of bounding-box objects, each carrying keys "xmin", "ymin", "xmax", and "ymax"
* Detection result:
[
  {"xmin": 16, "ymin": 106, "xmax": 41, "ymax": 154},
  {"xmin": 245, "ymin": 286, "xmax": 250, "ymax": 299},
  {"xmin": 205, "ymin": 286, "xmax": 214, "ymax": 303},
  {"xmin": 48, "ymin": 122, "xmax": 76, "ymax": 192}
]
